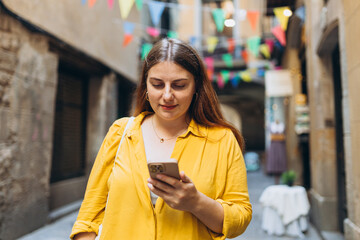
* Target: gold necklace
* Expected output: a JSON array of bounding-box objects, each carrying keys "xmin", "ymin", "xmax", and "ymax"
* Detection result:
[{"xmin": 151, "ymin": 117, "xmax": 187, "ymax": 143}]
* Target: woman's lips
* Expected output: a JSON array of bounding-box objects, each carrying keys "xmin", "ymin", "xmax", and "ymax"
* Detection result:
[{"xmin": 161, "ymin": 105, "xmax": 177, "ymax": 110}]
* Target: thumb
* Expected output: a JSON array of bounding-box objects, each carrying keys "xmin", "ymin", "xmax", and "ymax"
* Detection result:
[{"xmin": 180, "ymin": 171, "xmax": 192, "ymax": 183}]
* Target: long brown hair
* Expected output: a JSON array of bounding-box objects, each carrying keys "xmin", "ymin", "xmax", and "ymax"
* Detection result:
[{"xmin": 133, "ymin": 38, "xmax": 245, "ymax": 151}]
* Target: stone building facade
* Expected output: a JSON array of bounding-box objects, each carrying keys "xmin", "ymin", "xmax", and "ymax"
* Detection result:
[
  {"xmin": 305, "ymin": 0, "xmax": 360, "ymax": 239},
  {"xmin": 0, "ymin": 1, "xmax": 138, "ymax": 239}
]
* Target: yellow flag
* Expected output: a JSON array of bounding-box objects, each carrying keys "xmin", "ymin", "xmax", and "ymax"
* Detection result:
[
  {"xmin": 119, "ymin": 0, "xmax": 135, "ymax": 19},
  {"xmin": 260, "ymin": 44, "xmax": 270, "ymax": 59},
  {"xmin": 207, "ymin": 37, "xmax": 218, "ymax": 53},
  {"xmin": 273, "ymin": 7, "xmax": 291, "ymax": 31}
]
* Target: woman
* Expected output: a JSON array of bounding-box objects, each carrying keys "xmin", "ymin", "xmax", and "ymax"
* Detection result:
[{"xmin": 71, "ymin": 38, "xmax": 252, "ymax": 240}]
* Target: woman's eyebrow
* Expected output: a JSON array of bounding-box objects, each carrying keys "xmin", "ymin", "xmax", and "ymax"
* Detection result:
[{"xmin": 149, "ymin": 77, "xmax": 189, "ymax": 82}]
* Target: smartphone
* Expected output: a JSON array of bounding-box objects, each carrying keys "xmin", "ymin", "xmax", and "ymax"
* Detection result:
[{"xmin": 148, "ymin": 159, "xmax": 181, "ymax": 180}]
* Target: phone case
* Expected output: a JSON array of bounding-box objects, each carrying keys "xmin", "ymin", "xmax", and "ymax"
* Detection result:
[{"xmin": 148, "ymin": 159, "xmax": 180, "ymax": 180}]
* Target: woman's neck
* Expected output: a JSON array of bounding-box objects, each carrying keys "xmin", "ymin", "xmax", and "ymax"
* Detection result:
[{"xmin": 152, "ymin": 114, "xmax": 189, "ymax": 137}]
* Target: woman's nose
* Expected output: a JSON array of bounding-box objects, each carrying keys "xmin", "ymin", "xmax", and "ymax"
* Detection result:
[{"xmin": 163, "ymin": 86, "xmax": 174, "ymax": 100}]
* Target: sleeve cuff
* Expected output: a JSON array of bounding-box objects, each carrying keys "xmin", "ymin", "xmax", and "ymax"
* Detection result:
[{"xmin": 69, "ymin": 220, "xmax": 100, "ymax": 239}]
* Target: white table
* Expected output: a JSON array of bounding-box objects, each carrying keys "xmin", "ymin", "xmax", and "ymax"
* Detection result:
[{"xmin": 259, "ymin": 185, "xmax": 310, "ymax": 238}]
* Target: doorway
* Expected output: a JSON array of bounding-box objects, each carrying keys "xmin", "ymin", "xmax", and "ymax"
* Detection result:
[{"xmin": 332, "ymin": 44, "xmax": 347, "ymax": 232}]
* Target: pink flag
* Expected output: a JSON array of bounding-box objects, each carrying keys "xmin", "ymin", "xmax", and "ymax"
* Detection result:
[
  {"xmin": 146, "ymin": 27, "xmax": 160, "ymax": 37},
  {"xmin": 271, "ymin": 26, "xmax": 286, "ymax": 46}
]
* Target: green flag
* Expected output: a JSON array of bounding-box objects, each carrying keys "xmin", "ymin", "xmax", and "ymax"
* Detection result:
[
  {"xmin": 141, "ymin": 43, "xmax": 153, "ymax": 60},
  {"xmin": 222, "ymin": 53, "xmax": 233, "ymax": 68},
  {"xmin": 212, "ymin": 8, "xmax": 225, "ymax": 32}
]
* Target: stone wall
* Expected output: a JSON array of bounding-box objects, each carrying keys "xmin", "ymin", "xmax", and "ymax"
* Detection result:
[
  {"xmin": 0, "ymin": 12, "xmax": 58, "ymax": 239},
  {"xmin": 341, "ymin": 0, "xmax": 360, "ymax": 239}
]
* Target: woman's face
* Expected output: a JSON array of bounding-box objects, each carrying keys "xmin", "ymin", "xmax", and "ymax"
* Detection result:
[{"xmin": 146, "ymin": 61, "xmax": 196, "ymax": 122}]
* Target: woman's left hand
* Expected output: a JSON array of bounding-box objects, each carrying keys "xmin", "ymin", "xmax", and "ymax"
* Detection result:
[{"xmin": 147, "ymin": 171, "xmax": 199, "ymax": 212}]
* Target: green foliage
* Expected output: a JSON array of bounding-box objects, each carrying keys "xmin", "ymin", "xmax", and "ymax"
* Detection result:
[{"xmin": 281, "ymin": 170, "xmax": 297, "ymax": 186}]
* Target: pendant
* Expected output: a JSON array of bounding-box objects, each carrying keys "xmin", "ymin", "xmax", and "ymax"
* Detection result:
[{"xmin": 160, "ymin": 138, "xmax": 164, "ymax": 143}]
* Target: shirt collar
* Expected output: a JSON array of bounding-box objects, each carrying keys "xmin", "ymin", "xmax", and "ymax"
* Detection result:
[{"xmin": 126, "ymin": 112, "xmax": 208, "ymax": 139}]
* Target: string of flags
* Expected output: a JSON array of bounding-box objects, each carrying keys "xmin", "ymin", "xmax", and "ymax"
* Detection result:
[{"xmin": 80, "ymin": 0, "xmax": 303, "ymax": 88}]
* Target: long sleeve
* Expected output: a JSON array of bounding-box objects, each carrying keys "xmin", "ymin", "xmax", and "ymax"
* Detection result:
[
  {"xmin": 211, "ymin": 130, "xmax": 252, "ymax": 239},
  {"xmin": 70, "ymin": 118, "xmax": 128, "ymax": 239}
]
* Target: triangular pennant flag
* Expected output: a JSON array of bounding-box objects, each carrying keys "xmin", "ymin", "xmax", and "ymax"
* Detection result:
[
  {"xmin": 295, "ymin": 6, "xmax": 305, "ymax": 22},
  {"xmin": 274, "ymin": 7, "xmax": 291, "ymax": 31},
  {"xmin": 167, "ymin": 31, "xmax": 178, "ymax": 39},
  {"xmin": 220, "ymin": 70, "xmax": 230, "ymax": 84},
  {"xmin": 222, "ymin": 53, "xmax": 233, "ymax": 68},
  {"xmin": 265, "ymin": 38, "xmax": 275, "ymax": 53},
  {"xmin": 141, "ymin": 43, "xmax": 153, "ymax": 60},
  {"xmin": 123, "ymin": 21, "xmax": 135, "ymax": 34},
  {"xmin": 207, "ymin": 68, "xmax": 214, "ymax": 81},
  {"xmin": 88, "ymin": 0, "xmax": 96, "ymax": 8},
  {"xmin": 237, "ymin": 9, "xmax": 247, "ymax": 21},
  {"xmin": 108, "ymin": 0, "xmax": 114, "ymax": 10},
  {"xmin": 81, "ymin": 0, "xmax": 87, "ymax": 5},
  {"xmin": 123, "ymin": 34, "xmax": 133, "ymax": 47},
  {"xmin": 240, "ymin": 71, "xmax": 252, "ymax": 82},
  {"xmin": 189, "ymin": 36, "xmax": 197, "ymax": 46},
  {"xmin": 227, "ymin": 38, "xmax": 235, "ymax": 53},
  {"xmin": 231, "ymin": 74, "xmax": 240, "ymax": 88},
  {"xmin": 204, "ymin": 57, "xmax": 214, "ymax": 70},
  {"xmin": 217, "ymin": 74, "xmax": 225, "ymax": 89},
  {"xmin": 271, "ymin": 26, "xmax": 286, "ymax": 46},
  {"xmin": 274, "ymin": 7, "xmax": 291, "ymax": 30},
  {"xmin": 207, "ymin": 37, "xmax": 218, "ymax": 53},
  {"xmin": 148, "ymin": 1, "xmax": 166, "ymax": 26},
  {"xmin": 247, "ymin": 36, "xmax": 261, "ymax": 57},
  {"xmin": 247, "ymin": 11, "xmax": 259, "ymax": 31},
  {"xmin": 257, "ymin": 68, "xmax": 265, "ymax": 77},
  {"xmin": 146, "ymin": 27, "xmax": 160, "ymax": 37},
  {"xmin": 135, "ymin": 0, "xmax": 143, "ymax": 11},
  {"xmin": 118, "ymin": 0, "xmax": 135, "ymax": 19},
  {"xmin": 241, "ymin": 49, "xmax": 248, "ymax": 63},
  {"xmin": 212, "ymin": 8, "xmax": 226, "ymax": 32},
  {"xmin": 259, "ymin": 44, "xmax": 270, "ymax": 59}
]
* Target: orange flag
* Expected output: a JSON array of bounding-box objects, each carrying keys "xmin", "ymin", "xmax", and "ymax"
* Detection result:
[
  {"xmin": 123, "ymin": 34, "xmax": 133, "ymax": 47},
  {"xmin": 227, "ymin": 38, "xmax": 235, "ymax": 53},
  {"xmin": 88, "ymin": 0, "xmax": 96, "ymax": 7},
  {"xmin": 247, "ymin": 11, "xmax": 259, "ymax": 31}
]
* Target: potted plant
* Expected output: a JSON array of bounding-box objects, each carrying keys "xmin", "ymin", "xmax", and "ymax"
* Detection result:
[{"xmin": 281, "ymin": 170, "xmax": 296, "ymax": 186}]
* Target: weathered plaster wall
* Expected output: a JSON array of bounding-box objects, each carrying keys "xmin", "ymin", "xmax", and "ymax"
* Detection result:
[
  {"xmin": 0, "ymin": 13, "xmax": 58, "ymax": 239},
  {"xmin": 2, "ymin": 0, "xmax": 140, "ymax": 83}
]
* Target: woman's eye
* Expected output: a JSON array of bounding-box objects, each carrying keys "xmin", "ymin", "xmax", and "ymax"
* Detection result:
[
  {"xmin": 152, "ymin": 84, "xmax": 163, "ymax": 88},
  {"xmin": 173, "ymin": 85, "xmax": 185, "ymax": 89}
]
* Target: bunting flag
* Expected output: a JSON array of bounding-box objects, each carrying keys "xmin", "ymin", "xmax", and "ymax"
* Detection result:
[
  {"xmin": 123, "ymin": 34, "xmax": 133, "ymax": 47},
  {"xmin": 146, "ymin": 27, "xmax": 160, "ymax": 37},
  {"xmin": 118, "ymin": 0, "xmax": 135, "ymax": 19},
  {"xmin": 247, "ymin": 11, "xmax": 259, "ymax": 31},
  {"xmin": 227, "ymin": 38, "xmax": 235, "ymax": 53},
  {"xmin": 240, "ymin": 71, "xmax": 252, "ymax": 82},
  {"xmin": 148, "ymin": 1, "xmax": 166, "ymax": 26},
  {"xmin": 189, "ymin": 36, "xmax": 197, "ymax": 46},
  {"xmin": 265, "ymin": 38, "xmax": 275, "ymax": 53},
  {"xmin": 89, "ymin": 0, "xmax": 96, "ymax": 8},
  {"xmin": 135, "ymin": 0, "xmax": 143, "ymax": 11},
  {"xmin": 220, "ymin": 70, "xmax": 230, "ymax": 84},
  {"xmin": 167, "ymin": 31, "xmax": 178, "ymax": 39},
  {"xmin": 271, "ymin": 26, "xmax": 286, "ymax": 46},
  {"xmin": 222, "ymin": 53, "xmax": 233, "ymax": 68},
  {"xmin": 295, "ymin": 6, "xmax": 305, "ymax": 22},
  {"xmin": 141, "ymin": 43, "xmax": 153, "ymax": 60},
  {"xmin": 108, "ymin": 0, "xmax": 114, "ymax": 9},
  {"xmin": 237, "ymin": 9, "xmax": 247, "ymax": 21},
  {"xmin": 273, "ymin": 7, "xmax": 291, "ymax": 30},
  {"xmin": 81, "ymin": 0, "xmax": 87, "ymax": 5},
  {"xmin": 231, "ymin": 74, "xmax": 240, "ymax": 88},
  {"xmin": 217, "ymin": 73, "xmax": 225, "ymax": 89},
  {"xmin": 207, "ymin": 68, "xmax": 214, "ymax": 81},
  {"xmin": 241, "ymin": 49, "xmax": 248, "ymax": 63},
  {"xmin": 204, "ymin": 57, "xmax": 214, "ymax": 70},
  {"xmin": 247, "ymin": 36, "xmax": 261, "ymax": 57},
  {"xmin": 259, "ymin": 44, "xmax": 270, "ymax": 59},
  {"xmin": 123, "ymin": 21, "xmax": 135, "ymax": 34},
  {"xmin": 257, "ymin": 68, "xmax": 265, "ymax": 77},
  {"xmin": 207, "ymin": 36, "xmax": 218, "ymax": 53},
  {"xmin": 212, "ymin": 8, "xmax": 226, "ymax": 32}
]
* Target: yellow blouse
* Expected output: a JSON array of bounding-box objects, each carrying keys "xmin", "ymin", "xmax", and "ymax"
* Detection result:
[{"xmin": 70, "ymin": 112, "xmax": 252, "ymax": 240}]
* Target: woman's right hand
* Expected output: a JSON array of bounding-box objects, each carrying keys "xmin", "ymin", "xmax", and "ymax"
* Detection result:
[{"xmin": 74, "ymin": 232, "xmax": 96, "ymax": 240}]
